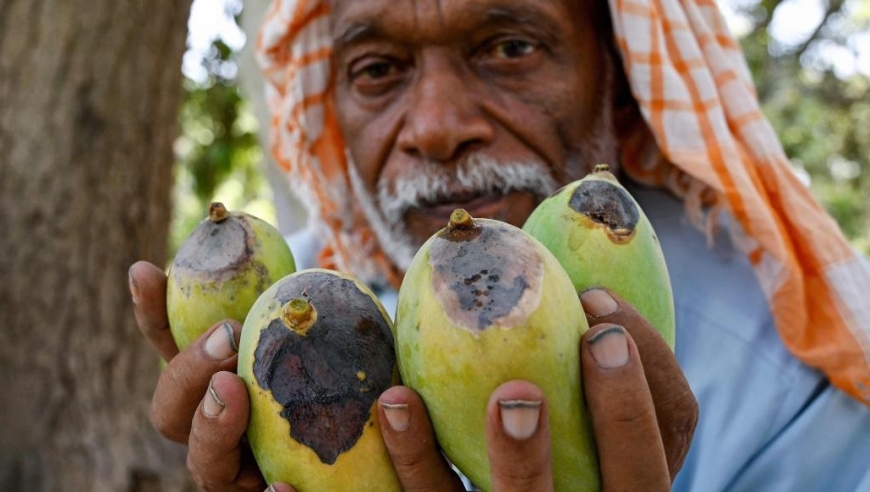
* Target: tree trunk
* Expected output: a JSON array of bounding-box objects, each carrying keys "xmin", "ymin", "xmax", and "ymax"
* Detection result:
[{"xmin": 0, "ymin": 0, "xmax": 196, "ymax": 490}]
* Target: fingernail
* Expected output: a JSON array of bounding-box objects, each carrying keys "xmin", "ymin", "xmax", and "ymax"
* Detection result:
[
  {"xmin": 203, "ymin": 378, "xmax": 226, "ymax": 418},
  {"xmin": 381, "ymin": 402, "xmax": 410, "ymax": 431},
  {"xmin": 588, "ymin": 325, "xmax": 629, "ymax": 368},
  {"xmin": 580, "ymin": 288, "xmax": 618, "ymax": 317},
  {"xmin": 499, "ymin": 400, "xmax": 541, "ymax": 440},
  {"xmin": 205, "ymin": 322, "xmax": 238, "ymax": 360},
  {"xmin": 128, "ymin": 268, "xmax": 139, "ymax": 305}
]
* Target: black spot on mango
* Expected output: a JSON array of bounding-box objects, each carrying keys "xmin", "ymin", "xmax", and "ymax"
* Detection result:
[
  {"xmin": 569, "ymin": 180, "xmax": 639, "ymax": 242},
  {"xmin": 239, "ymin": 269, "xmax": 401, "ymax": 491}
]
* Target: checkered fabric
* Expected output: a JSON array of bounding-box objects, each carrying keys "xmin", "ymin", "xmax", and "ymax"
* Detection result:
[{"xmin": 256, "ymin": 0, "xmax": 870, "ymax": 405}]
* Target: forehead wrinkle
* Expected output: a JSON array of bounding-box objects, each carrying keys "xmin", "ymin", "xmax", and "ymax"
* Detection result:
[
  {"xmin": 334, "ymin": 22, "xmax": 376, "ymax": 51},
  {"xmin": 330, "ymin": 0, "xmax": 398, "ymax": 50},
  {"xmin": 475, "ymin": 4, "xmax": 564, "ymax": 46},
  {"xmin": 325, "ymin": 2, "xmax": 565, "ymax": 54},
  {"xmin": 332, "ymin": 0, "xmax": 568, "ymax": 48}
]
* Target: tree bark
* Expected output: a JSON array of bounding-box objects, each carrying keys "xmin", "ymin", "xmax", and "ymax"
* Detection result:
[{"xmin": 0, "ymin": 0, "xmax": 196, "ymax": 490}]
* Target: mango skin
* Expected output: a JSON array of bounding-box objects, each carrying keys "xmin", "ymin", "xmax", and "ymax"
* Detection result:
[
  {"xmin": 523, "ymin": 168, "xmax": 675, "ymax": 349},
  {"xmin": 238, "ymin": 269, "xmax": 401, "ymax": 492},
  {"xmin": 394, "ymin": 216, "xmax": 599, "ymax": 491},
  {"xmin": 166, "ymin": 206, "xmax": 296, "ymax": 351}
]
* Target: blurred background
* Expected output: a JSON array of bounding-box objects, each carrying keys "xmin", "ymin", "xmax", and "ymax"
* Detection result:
[{"xmin": 173, "ymin": 0, "xmax": 870, "ymax": 257}]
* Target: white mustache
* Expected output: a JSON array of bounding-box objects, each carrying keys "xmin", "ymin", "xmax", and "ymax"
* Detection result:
[{"xmin": 376, "ymin": 154, "xmax": 558, "ymax": 224}]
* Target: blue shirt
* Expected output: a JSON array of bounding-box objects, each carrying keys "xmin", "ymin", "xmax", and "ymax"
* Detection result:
[
  {"xmin": 287, "ymin": 184, "xmax": 870, "ymax": 491},
  {"xmin": 630, "ymin": 184, "xmax": 870, "ymax": 492}
]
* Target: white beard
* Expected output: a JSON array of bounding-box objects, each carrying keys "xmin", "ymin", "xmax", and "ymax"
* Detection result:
[
  {"xmin": 348, "ymin": 161, "xmax": 422, "ymax": 270},
  {"xmin": 350, "ymin": 155, "xmax": 563, "ymax": 270},
  {"xmin": 346, "ymin": 84, "xmax": 618, "ymax": 273}
]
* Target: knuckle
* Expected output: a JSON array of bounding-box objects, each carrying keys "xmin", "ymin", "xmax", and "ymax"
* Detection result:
[
  {"xmin": 149, "ymin": 399, "xmax": 188, "ymax": 443},
  {"xmin": 186, "ymin": 453, "xmax": 232, "ymax": 492},
  {"xmin": 390, "ymin": 442, "xmax": 429, "ymax": 469},
  {"xmin": 661, "ymin": 387, "xmax": 699, "ymax": 438},
  {"xmin": 188, "ymin": 414, "xmax": 221, "ymax": 450},
  {"xmin": 162, "ymin": 353, "xmax": 211, "ymax": 402},
  {"xmin": 185, "ymin": 453, "xmax": 211, "ymax": 490},
  {"xmin": 497, "ymin": 464, "xmax": 550, "ymax": 490},
  {"xmin": 149, "ymin": 367, "xmax": 200, "ymax": 443},
  {"xmin": 166, "ymin": 356, "xmax": 201, "ymax": 389},
  {"xmin": 658, "ymin": 388, "xmax": 699, "ymax": 478},
  {"xmin": 610, "ymin": 399, "xmax": 659, "ymax": 427}
]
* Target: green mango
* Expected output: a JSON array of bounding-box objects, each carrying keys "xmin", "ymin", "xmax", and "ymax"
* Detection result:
[
  {"xmin": 394, "ymin": 209, "xmax": 599, "ymax": 491},
  {"xmin": 523, "ymin": 165, "xmax": 675, "ymax": 349},
  {"xmin": 238, "ymin": 269, "xmax": 401, "ymax": 492},
  {"xmin": 166, "ymin": 202, "xmax": 296, "ymax": 351}
]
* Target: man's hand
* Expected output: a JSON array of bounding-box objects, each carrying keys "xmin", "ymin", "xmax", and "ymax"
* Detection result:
[
  {"xmin": 366, "ymin": 288, "xmax": 696, "ymax": 492},
  {"xmin": 130, "ymin": 261, "xmax": 267, "ymax": 491},
  {"xmin": 580, "ymin": 288, "xmax": 699, "ymax": 480}
]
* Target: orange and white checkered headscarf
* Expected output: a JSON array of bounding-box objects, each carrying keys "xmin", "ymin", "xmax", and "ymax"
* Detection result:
[{"xmin": 255, "ymin": 0, "xmax": 870, "ymax": 405}]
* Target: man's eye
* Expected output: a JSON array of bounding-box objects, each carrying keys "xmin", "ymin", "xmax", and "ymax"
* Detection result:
[
  {"xmin": 348, "ymin": 58, "xmax": 405, "ymax": 97},
  {"xmin": 352, "ymin": 61, "xmax": 398, "ymax": 82},
  {"xmin": 491, "ymin": 39, "xmax": 536, "ymax": 59}
]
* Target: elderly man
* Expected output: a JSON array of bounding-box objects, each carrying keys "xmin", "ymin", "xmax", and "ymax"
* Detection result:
[{"xmin": 129, "ymin": 0, "xmax": 870, "ymax": 490}]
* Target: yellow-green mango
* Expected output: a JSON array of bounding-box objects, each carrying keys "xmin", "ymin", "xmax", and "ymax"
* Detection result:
[
  {"xmin": 166, "ymin": 202, "xmax": 296, "ymax": 351},
  {"xmin": 238, "ymin": 269, "xmax": 401, "ymax": 492},
  {"xmin": 522, "ymin": 164, "xmax": 675, "ymax": 349},
  {"xmin": 394, "ymin": 209, "xmax": 598, "ymax": 492}
]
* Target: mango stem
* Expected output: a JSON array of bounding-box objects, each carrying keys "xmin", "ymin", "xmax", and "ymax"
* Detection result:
[
  {"xmin": 593, "ymin": 163, "xmax": 611, "ymax": 174},
  {"xmin": 448, "ymin": 208, "xmax": 475, "ymax": 230},
  {"xmin": 208, "ymin": 202, "xmax": 230, "ymax": 223},
  {"xmin": 282, "ymin": 298, "xmax": 317, "ymax": 336}
]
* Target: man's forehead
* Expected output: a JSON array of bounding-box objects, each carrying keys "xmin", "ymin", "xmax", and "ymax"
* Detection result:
[{"xmin": 328, "ymin": 0, "xmax": 588, "ymax": 45}]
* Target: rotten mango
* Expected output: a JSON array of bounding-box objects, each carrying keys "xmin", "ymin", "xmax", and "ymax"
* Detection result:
[
  {"xmin": 393, "ymin": 209, "xmax": 599, "ymax": 491},
  {"xmin": 237, "ymin": 269, "xmax": 401, "ymax": 492},
  {"xmin": 523, "ymin": 164, "xmax": 675, "ymax": 348},
  {"xmin": 166, "ymin": 202, "xmax": 296, "ymax": 351}
]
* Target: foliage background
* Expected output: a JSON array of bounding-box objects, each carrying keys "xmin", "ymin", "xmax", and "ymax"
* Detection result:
[{"xmin": 170, "ymin": 0, "xmax": 870, "ymax": 258}]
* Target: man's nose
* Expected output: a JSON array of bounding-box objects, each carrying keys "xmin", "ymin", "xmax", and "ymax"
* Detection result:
[{"xmin": 397, "ymin": 62, "xmax": 495, "ymax": 163}]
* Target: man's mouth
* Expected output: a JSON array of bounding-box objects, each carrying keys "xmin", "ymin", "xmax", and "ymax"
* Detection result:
[{"xmin": 415, "ymin": 191, "xmax": 524, "ymax": 223}]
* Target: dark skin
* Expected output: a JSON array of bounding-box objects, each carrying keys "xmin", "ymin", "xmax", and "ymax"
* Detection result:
[
  {"xmin": 132, "ymin": 262, "xmax": 693, "ymax": 491},
  {"xmin": 332, "ymin": 0, "xmax": 610, "ymax": 240},
  {"xmin": 130, "ymin": 0, "xmax": 698, "ymax": 489}
]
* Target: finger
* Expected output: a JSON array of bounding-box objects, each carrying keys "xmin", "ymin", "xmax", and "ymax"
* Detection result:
[
  {"xmin": 486, "ymin": 380, "xmax": 553, "ymax": 492},
  {"xmin": 151, "ymin": 320, "xmax": 242, "ymax": 443},
  {"xmin": 581, "ymin": 288, "xmax": 698, "ymax": 479},
  {"xmin": 129, "ymin": 260, "xmax": 177, "ymax": 362},
  {"xmin": 582, "ymin": 323, "xmax": 670, "ymax": 491},
  {"xmin": 378, "ymin": 386, "xmax": 465, "ymax": 492},
  {"xmin": 188, "ymin": 371, "xmax": 265, "ymax": 491}
]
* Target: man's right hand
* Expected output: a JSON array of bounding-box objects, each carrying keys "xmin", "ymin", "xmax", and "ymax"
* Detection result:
[{"xmin": 130, "ymin": 261, "xmax": 267, "ymax": 491}]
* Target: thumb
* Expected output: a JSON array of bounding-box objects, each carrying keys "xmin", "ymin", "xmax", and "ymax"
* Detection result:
[{"xmin": 581, "ymin": 323, "xmax": 670, "ymax": 491}]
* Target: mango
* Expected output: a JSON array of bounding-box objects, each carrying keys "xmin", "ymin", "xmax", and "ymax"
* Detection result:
[
  {"xmin": 523, "ymin": 164, "xmax": 675, "ymax": 348},
  {"xmin": 166, "ymin": 202, "xmax": 296, "ymax": 351},
  {"xmin": 394, "ymin": 209, "xmax": 599, "ymax": 491},
  {"xmin": 238, "ymin": 269, "xmax": 401, "ymax": 492}
]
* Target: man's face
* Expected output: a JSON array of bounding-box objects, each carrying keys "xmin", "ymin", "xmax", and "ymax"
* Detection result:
[{"xmin": 331, "ymin": 0, "xmax": 617, "ymax": 269}]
